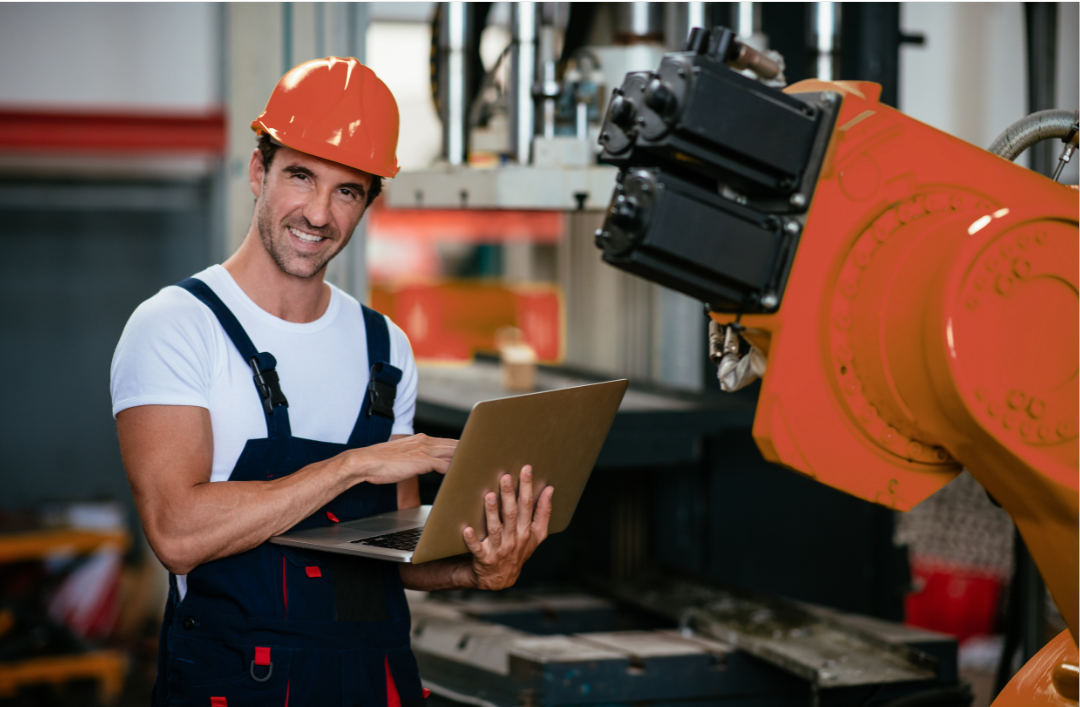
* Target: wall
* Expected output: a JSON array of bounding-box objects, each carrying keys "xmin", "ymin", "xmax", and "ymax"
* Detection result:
[{"xmin": 899, "ymin": 2, "xmax": 1079, "ymax": 183}]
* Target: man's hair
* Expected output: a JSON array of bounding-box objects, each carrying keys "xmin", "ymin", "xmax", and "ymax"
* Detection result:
[{"xmin": 256, "ymin": 134, "xmax": 383, "ymax": 206}]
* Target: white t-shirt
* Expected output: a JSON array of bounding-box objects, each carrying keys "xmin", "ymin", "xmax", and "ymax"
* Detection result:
[{"xmin": 111, "ymin": 264, "xmax": 417, "ymax": 484}]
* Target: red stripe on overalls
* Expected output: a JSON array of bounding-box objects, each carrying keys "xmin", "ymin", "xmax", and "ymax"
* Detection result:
[{"xmin": 385, "ymin": 656, "xmax": 400, "ymax": 707}]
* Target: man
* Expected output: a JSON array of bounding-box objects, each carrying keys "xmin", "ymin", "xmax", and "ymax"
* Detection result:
[{"xmin": 111, "ymin": 58, "xmax": 553, "ymax": 706}]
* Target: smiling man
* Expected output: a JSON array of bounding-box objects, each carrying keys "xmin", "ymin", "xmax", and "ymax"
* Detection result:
[{"xmin": 110, "ymin": 58, "xmax": 553, "ymax": 706}]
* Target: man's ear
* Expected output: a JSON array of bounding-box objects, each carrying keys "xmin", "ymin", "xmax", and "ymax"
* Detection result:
[{"xmin": 249, "ymin": 148, "xmax": 265, "ymax": 198}]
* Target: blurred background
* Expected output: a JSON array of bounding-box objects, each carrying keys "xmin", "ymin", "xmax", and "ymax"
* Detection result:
[{"xmin": 0, "ymin": 3, "xmax": 1075, "ymax": 706}]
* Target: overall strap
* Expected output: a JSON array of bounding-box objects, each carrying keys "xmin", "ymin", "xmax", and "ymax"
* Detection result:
[
  {"xmin": 348, "ymin": 306, "xmax": 403, "ymax": 447},
  {"xmin": 176, "ymin": 278, "xmax": 291, "ymax": 439}
]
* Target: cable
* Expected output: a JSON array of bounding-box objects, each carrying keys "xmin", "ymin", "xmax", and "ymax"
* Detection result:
[{"xmin": 987, "ymin": 109, "xmax": 1077, "ymax": 163}]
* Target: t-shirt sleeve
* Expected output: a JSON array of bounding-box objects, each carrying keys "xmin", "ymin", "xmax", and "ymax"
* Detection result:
[
  {"xmin": 388, "ymin": 318, "xmax": 418, "ymax": 437},
  {"xmin": 110, "ymin": 287, "xmax": 221, "ymax": 418}
]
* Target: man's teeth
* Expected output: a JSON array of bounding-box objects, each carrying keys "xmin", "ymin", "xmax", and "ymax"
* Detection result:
[{"xmin": 289, "ymin": 227, "xmax": 325, "ymax": 243}]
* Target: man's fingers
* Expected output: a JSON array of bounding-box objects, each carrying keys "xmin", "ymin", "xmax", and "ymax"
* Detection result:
[
  {"xmin": 531, "ymin": 486, "xmax": 554, "ymax": 541},
  {"xmin": 463, "ymin": 526, "xmax": 483, "ymax": 555},
  {"xmin": 499, "ymin": 474, "xmax": 518, "ymax": 532},
  {"xmin": 484, "ymin": 492, "xmax": 502, "ymax": 548},
  {"xmin": 425, "ymin": 455, "xmax": 451, "ymax": 475},
  {"xmin": 517, "ymin": 466, "xmax": 535, "ymax": 526}
]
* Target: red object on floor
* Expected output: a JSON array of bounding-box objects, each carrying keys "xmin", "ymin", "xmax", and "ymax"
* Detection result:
[
  {"xmin": 305, "ymin": 566, "xmax": 322, "ymax": 578},
  {"xmin": 904, "ymin": 557, "xmax": 1005, "ymax": 642},
  {"xmin": 384, "ymin": 656, "xmax": 400, "ymax": 707}
]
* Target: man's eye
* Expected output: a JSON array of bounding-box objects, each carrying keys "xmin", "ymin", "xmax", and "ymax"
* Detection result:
[{"xmin": 340, "ymin": 189, "xmax": 358, "ymax": 200}]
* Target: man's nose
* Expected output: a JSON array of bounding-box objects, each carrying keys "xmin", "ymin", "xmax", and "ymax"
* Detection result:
[{"xmin": 302, "ymin": 190, "xmax": 333, "ymax": 229}]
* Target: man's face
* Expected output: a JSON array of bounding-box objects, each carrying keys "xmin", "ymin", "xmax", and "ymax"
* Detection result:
[{"xmin": 250, "ymin": 145, "xmax": 374, "ymax": 279}]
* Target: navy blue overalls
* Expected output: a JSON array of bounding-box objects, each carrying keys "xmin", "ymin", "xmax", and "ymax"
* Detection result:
[{"xmin": 152, "ymin": 278, "xmax": 426, "ymax": 707}]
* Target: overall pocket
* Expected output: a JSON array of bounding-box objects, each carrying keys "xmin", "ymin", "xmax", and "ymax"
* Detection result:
[{"xmin": 167, "ymin": 635, "xmax": 292, "ymax": 706}]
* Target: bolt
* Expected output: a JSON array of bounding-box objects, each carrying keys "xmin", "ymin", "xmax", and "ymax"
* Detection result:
[
  {"xmin": 834, "ymin": 313, "xmax": 851, "ymax": 330},
  {"xmin": 784, "ymin": 220, "xmax": 801, "ymax": 235},
  {"xmin": 854, "ymin": 251, "xmax": 871, "ymax": 267},
  {"xmin": 790, "ymin": 193, "xmax": 807, "ymax": 208},
  {"xmin": 1057, "ymin": 421, "xmax": 1075, "ymax": 438},
  {"xmin": 846, "ymin": 379, "xmax": 862, "ymax": 394},
  {"xmin": 1035, "ymin": 230, "xmax": 1048, "ymax": 244},
  {"xmin": 935, "ymin": 449, "xmax": 949, "ymax": 461},
  {"xmin": 995, "ymin": 275, "xmax": 1014, "ymax": 295},
  {"xmin": 841, "ymin": 281, "xmax": 858, "ymax": 298},
  {"xmin": 1012, "ymin": 259, "xmax": 1031, "ymax": 278},
  {"xmin": 1007, "ymin": 389, "xmax": 1027, "ymax": 410},
  {"xmin": 1028, "ymin": 398, "xmax": 1045, "ymax": 419},
  {"xmin": 1039, "ymin": 424, "xmax": 1053, "ymax": 440},
  {"xmin": 906, "ymin": 441, "xmax": 923, "ymax": 457},
  {"xmin": 860, "ymin": 405, "xmax": 877, "ymax": 422},
  {"xmin": 761, "ymin": 292, "xmax": 779, "ymax": 308},
  {"xmin": 600, "ymin": 132, "xmax": 609, "ymax": 141},
  {"xmin": 881, "ymin": 427, "xmax": 897, "ymax": 442},
  {"xmin": 822, "ymin": 92, "xmax": 839, "ymax": 105}
]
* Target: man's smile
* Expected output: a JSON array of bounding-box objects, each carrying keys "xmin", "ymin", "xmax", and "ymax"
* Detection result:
[{"xmin": 288, "ymin": 226, "xmax": 327, "ymax": 244}]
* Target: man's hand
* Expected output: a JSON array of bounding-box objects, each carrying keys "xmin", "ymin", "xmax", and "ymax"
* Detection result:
[
  {"xmin": 398, "ymin": 465, "xmax": 554, "ymax": 592},
  {"xmin": 347, "ymin": 434, "xmax": 458, "ymax": 486},
  {"xmin": 463, "ymin": 466, "xmax": 554, "ymax": 591}
]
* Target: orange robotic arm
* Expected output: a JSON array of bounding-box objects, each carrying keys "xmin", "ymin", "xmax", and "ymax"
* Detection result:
[
  {"xmin": 710, "ymin": 80, "xmax": 1078, "ymax": 704},
  {"xmin": 594, "ymin": 34, "xmax": 1076, "ymax": 700}
]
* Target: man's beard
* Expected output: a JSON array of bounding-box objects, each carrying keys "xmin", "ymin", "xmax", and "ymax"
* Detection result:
[{"xmin": 256, "ymin": 197, "xmax": 343, "ymax": 279}]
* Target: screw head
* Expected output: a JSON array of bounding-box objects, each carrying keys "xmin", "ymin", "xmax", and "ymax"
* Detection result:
[
  {"xmin": 790, "ymin": 194, "xmax": 807, "ymax": 208},
  {"xmin": 761, "ymin": 293, "xmax": 779, "ymax": 308},
  {"xmin": 784, "ymin": 220, "xmax": 801, "ymax": 235},
  {"xmin": 822, "ymin": 91, "xmax": 839, "ymax": 104}
]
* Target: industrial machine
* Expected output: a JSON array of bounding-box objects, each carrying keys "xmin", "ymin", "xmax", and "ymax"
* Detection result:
[{"xmin": 593, "ymin": 23, "xmax": 1079, "ymax": 707}]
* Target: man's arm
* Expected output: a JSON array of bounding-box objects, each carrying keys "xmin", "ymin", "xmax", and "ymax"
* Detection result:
[
  {"xmin": 118, "ymin": 405, "xmax": 457, "ymax": 575},
  {"xmin": 399, "ymin": 465, "xmax": 554, "ymax": 591}
]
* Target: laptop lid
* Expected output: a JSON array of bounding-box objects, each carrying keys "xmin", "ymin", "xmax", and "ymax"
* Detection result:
[{"xmin": 411, "ymin": 379, "xmax": 628, "ymax": 563}]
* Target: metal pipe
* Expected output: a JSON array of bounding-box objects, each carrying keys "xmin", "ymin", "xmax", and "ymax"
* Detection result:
[
  {"xmin": 687, "ymin": 2, "xmax": 706, "ymax": 33},
  {"xmin": 510, "ymin": 2, "xmax": 537, "ymax": 164},
  {"xmin": 615, "ymin": 2, "xmax": 664, "ymax": 43},
  {"xmin": 737, "ymin": 2, "xmax": 755, "ymax": 38},
  {"xmin": 441, "ymin": 2, "xmax": 468, "ymax": 166},
  {"xmin": 814, "ymin": 2, "xmax": 840, "ymax": 81},
  {"xmin": 988, "ymin": 109, "xmax": 1077, "ymax": 162}
]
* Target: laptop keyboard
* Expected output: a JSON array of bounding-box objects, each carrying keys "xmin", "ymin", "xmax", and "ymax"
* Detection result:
[{"xmin": 351, "ymin": 528, "xmax": 423, "ymax": 552}]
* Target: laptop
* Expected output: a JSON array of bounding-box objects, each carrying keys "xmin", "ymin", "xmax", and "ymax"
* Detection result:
[{"xmin": 270, "ymin": 379, "xmax": 628, "ymax": 564}]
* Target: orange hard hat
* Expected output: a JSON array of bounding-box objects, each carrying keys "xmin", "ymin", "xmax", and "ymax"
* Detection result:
[{"xmin": 251, "ymin": 57, "xmax": 400, "ymax": 178}]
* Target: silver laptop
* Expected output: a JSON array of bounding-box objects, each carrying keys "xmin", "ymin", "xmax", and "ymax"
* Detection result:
[{"xmin": 270, "ymin": 379, "xmax": 628, "ymax": 564}]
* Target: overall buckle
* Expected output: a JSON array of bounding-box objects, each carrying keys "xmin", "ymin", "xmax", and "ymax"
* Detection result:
[
  {"xmin": 249, "ymin": 356, "xmax": 288, "ymax": 416},
  {"xmin": 367, "ymin": 362, "xmax": 397, "ymax": 420}
]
